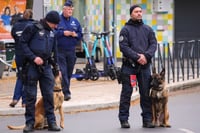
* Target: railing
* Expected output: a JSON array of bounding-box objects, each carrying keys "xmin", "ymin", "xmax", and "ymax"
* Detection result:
[
  {"xmin": 152, "ymin": 40, "xmax": 200, "ymax": 83},
  {"xmin": 0, "ymin": 54, "xmax": 15, "ymax": 77}
]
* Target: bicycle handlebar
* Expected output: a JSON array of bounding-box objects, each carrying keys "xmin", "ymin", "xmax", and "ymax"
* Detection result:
[{"xmin": 91, "ymin": 31, "xmax": 110, "ymax": 36}]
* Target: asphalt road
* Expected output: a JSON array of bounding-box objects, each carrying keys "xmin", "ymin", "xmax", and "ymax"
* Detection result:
[{"xmin": 1, "ymin": 87, "xmax": 200, "ymax": 133}]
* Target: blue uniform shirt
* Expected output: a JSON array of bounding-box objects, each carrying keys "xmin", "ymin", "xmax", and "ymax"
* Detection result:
[{"xmin": 56, "ymin": 14, "xmax": 82, "ymax": 51}]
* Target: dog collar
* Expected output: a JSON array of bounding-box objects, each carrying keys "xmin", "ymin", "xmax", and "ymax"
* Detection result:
[{"xmin": 53, "ymin": 89, "xmax": 62, "ymax": 92}]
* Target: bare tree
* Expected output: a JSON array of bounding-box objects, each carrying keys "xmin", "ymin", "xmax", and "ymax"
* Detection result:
[{"xmin": 26, "ymin": 0, "xmax": 33, "ymax": 9}]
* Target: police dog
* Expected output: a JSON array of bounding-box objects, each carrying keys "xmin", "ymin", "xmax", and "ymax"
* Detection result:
[
  {"xmin": 7, "ymin": 75, "xmax": 64, "ymax": 130},
  {"xmin": 149, "ymin": 67, "xmax": 171, "ymax": 127}
]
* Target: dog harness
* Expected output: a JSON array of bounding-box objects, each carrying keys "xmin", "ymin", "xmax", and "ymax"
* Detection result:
[{"xmin": 149, "ymin": 88, "xmax": 169, "ymax": 99}]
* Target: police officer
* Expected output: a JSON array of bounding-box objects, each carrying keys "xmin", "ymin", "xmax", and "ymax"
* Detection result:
[
  {"xmin": 10, "ymin": 9, "xmax": 34, "ymax": 108},
  {"xmin": 118, "ymin": 5, "xmax": 157, "ymax": 128},
  {"xmin": 56, "ymin": 0, "xmax": 82, "ymax": 101},
  {"xmin": 20, "ymin": 10, "xmax": 61, "ymax": 133}
]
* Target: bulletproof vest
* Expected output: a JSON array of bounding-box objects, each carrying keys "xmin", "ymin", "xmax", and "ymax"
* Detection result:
[{"xmin": 28, "ymin": 21, "xmax": 55, "ymax": 60}]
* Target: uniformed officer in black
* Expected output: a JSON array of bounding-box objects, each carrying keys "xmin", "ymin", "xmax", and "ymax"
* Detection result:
[
  {"xmin": 20, "ymin": 10, "xmax": 61, "ymax": 133},
  {"xmin": 118, "ymin": 5, "xmax": 157, "ymax": 128},
  {"xmin": 10, "ymin": 9, "xmax": 34, "ymax": 108}
]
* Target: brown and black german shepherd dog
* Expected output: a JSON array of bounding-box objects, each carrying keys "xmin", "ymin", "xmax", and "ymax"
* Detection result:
[
  {"xmin": 7, "ymin": 75, "xmax": 65, "ymax": 130},
  {"xmin": 149, "ymin": 67, "xmax": 171, "ymax": 128}
]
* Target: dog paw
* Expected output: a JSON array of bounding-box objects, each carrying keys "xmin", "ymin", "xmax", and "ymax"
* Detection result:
[
  {"xmin": 166, "ymin": 124, "xmax": 171, "ymax": 128},
  {"xmin": 160, "ymin": 124, "xmax": 171, "ymax": 128},
  {"xmin": 60, "ymin": 124, "xmax": 64, "ymax": 129}
]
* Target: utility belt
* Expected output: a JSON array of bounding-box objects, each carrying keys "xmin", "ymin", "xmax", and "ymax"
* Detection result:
[
  {"xmin": 35, "ymin": 59, "xmax": 50, "ymax": 73},
  {"xmin": 26, "ymin": 58, "xmax": 50, "ymax": 65},
  {"xmin": 21, "ymin": 58, "xmax": 54, "ymax": 84},
  {"xmin": 122, "ymin": 57, "xmax": 138, "ymax": 68},
  {"xmin": 26, "ymin": 58, "xmax": 51, "ymax": 72},
  {"xmin": 122, "ymin": 56, "xmax": 150, "ymax": 70},
  {"xmin": 42, "ymin": 60, "xmax": 50, "ymax": 66}
]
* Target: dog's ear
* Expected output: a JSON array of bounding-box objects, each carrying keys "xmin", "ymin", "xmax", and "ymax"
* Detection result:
[
  {"xmin": 152, "ymin": 67, "xmax": 156, "ymax": 74},
  {"xmin": 160, "ymin": 68, "xmax": 165, "ymax": 79}
]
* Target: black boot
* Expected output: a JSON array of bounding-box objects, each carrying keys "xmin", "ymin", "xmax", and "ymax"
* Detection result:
[
  {"xmin": 64, "ymin": 95, "xmax": 71, "ymax": 101},
  {"xmin": 120, "ymin": 120, "xmax": 130, "ymax": 128},
  {"xmin": 143, "ymin": 121, "xmax": 155, "ymax": 128},
  {"xmin": 9, "ymin": 100, "xmax": 18, "ymax": 107},
  {"xmin": 48, "ymin": 122, "xmax": 61, "ymax": 131},
  {"xmin": 23, "ymin": 124, "xmax": 34, "ymax": 133}
]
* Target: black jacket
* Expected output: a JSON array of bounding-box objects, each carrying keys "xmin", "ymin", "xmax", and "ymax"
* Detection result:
[
  {"xmin": 11, "ymin": 18, "xmax": 34, "ymax": 55},
  {"xmin": 119, "ymin": 19, "xmax": 157, "ymax": 67}
]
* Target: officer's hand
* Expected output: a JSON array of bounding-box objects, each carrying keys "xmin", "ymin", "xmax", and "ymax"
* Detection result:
[
  {"xmin": 64, "ymin": 30, "xmax": 72, "ymax": 36},
  {"xmin": 71, "ymin": 31, "xmax": 77, "ymax": 37},
  {"xmin": 137, "ymin": 54, "xmax": 147, "ymax": 65},
  {"xmin": 34, "ymin": 57, "xmax": 44, "ymax": 65}
]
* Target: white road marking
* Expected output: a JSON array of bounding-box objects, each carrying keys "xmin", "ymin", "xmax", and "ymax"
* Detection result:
[{"xmin": 179, "ymin": 128, "xmax": 195, "ymax": 133}]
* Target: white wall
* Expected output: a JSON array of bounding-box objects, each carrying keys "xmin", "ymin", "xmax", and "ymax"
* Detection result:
[{"xmin": 32, "ymin": 0, "xmax": 44, "ymax": 21}]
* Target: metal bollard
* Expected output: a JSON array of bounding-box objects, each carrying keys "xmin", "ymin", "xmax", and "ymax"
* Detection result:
[{"xmin": 0, "ymin": 54, "xmax": 6, "ymax": 79}]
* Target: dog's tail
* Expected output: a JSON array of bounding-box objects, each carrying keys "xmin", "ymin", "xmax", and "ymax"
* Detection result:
[{"xmin": 7, "ymin": 125, "xmax": 25, "ymax": 130}]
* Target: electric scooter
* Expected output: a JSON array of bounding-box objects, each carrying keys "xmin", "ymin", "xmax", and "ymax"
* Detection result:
[
  {"xmin": 91, "ymin": 31, "xmax": 118, "ymax": 80},
  {"xmin": 74, "ymin": 34, "xmax": 99, "ymax": 81}
]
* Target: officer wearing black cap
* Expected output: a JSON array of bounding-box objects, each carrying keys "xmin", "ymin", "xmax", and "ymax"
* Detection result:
[
  {"xmin": 56, "ymin": 0, "xmax": 82, "ymax": 101},
  {"xmin": 20, "ymin": 10, "xmax": 61, "ymax": 133},
  {"xmin": 118, "ymin": 5, "xmax": 157, "ymax": 128}
]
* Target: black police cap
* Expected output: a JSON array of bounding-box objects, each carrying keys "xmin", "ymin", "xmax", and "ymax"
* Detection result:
[{"xmin": 45, "ymin": 10, "xmax": 60, "ymax": 24}]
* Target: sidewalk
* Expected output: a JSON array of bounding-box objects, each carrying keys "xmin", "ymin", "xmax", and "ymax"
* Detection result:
[{"xmin": 0, "ymin": 63, "xmax": 200, "ymax": 116}]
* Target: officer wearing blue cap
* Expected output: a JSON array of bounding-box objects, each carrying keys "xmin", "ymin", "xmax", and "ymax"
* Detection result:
[
  {"xmin": 118, "ymin": 5, "xmax": 157, "ymax": 128},
  {"xmin": 64, "ymin": 0, "xmax": 73, "ymax": 6},
  {"xmin": 56, "ymin": 0, "xmax": 82, "ymax": 101},
  {"xmin": 20, "ymin": 10, "xmax": 61, "ymax": 133}
]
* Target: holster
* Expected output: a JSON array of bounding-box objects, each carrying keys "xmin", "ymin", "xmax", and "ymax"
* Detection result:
[
  {"xmin": 116, "ymin": 67, "xmax": 122, "ymax": 84},
  {"xmin": 21, "ymin": 61, "xmax": 30, "ymax": 84},
  {"xmin": 122, "ymin": 57, "xmax": 137, "ymax": 67}
]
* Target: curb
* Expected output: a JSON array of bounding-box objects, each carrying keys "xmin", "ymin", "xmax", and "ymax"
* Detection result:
[
  {"xmin": 62, "ymin": 92, "xmax": 140, "ymax": 113},
  {"xmin": 167, "ymin": 78, "xmax": 200, "ymax": 91},
  {"xmin": 0, "ymin": 79, "xmax": 200, "ymax": 116}
]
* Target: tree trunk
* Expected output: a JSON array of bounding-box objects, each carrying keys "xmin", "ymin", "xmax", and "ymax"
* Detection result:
[{"xmin": 26, "ymin": 0, "xmax": 33, "ymax": 9}]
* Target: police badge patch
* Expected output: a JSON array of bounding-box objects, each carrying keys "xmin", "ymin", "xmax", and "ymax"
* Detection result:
[
  {"xmin": 39, "ymin": 30, "xmax": 45, "ymax": 36},
  {"xmin": 50, "ymin": 31, "xmax": 54, "ymax": 37},
  {"xmin": 119, "ymin": 35, "xmax": 124, "ymax": 42}
]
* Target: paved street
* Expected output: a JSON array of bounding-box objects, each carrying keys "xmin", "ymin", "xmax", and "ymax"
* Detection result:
[
  {"xmin": 0, "ymin": 59, "xmax": 200, "ymax": 133},
  {"xmin": 0, "ymin": 86, "xmax": 200, "ymax": 133},
  {"xmin": 0, "ymin": 59, "xmax": 200, "ymax": 116}
]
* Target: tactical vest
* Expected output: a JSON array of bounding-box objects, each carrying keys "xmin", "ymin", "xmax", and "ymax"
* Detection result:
[{"xmin": 28, "ymin": 21, "xmax": 55, "ymax": 60}]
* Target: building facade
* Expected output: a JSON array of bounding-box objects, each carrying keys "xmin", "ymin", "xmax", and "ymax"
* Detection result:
[{"xmin": 36, "ymin": 0, "xmax": 175, "ymax": 58}]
